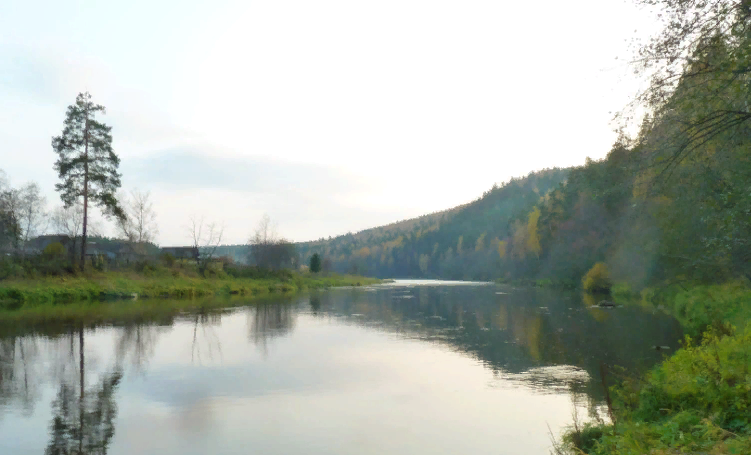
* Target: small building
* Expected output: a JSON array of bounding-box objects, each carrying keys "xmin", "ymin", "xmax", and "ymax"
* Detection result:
[
  {"xmin": 161, "ymin": 246, "xmax": 199, "ymax": 260},
  {"xmin": 116, "ymin": 243, "xmax": 146, "ymax": 263}
]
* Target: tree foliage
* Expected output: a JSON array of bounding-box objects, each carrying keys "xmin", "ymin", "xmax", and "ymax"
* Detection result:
[
  {"xmin": 309, "ymin": 253, "xmax": 322, "ymax": 273},
  {"xmin": 0, "ymin": 191, "xmax": 21, "ymax": 252}
]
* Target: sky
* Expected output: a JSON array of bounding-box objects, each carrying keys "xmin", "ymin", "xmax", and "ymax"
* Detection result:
[{"xmin": 0, "ymin": 0, "xmax": 659, "ymax": 246}]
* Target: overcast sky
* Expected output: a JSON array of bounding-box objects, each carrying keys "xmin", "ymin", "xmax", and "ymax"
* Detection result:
[{"xmin": 0, "ymin": 0, "xmax": 658, "ymax": 246}]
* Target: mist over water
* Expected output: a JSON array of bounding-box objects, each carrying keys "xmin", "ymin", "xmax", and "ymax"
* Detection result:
[{"xmin": 0, "ymin": 281, "xmax": 682, "ymax": 455}]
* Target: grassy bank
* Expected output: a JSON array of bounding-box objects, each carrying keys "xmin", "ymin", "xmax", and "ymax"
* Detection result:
[
  {"xmin": 559, "ymin": 282, "xmax": 751, "ymax": 454},
  {"xmin": 0, "ymin": 270, "xmax": 381, "ymax": 324}
]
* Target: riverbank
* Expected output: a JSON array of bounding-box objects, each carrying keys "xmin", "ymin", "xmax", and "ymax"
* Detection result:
[
  {"xmin": 0, "ymin": 271, "xmax": 381, "ymax": 325},
  {"xmin": 559, "ymin": 281, "xmax": 751, "ymax": 454}
]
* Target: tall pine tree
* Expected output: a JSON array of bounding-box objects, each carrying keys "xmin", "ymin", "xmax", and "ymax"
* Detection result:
[{"xmin": 52, "ymin": 92, "xmax": 124, "ymax": 269}]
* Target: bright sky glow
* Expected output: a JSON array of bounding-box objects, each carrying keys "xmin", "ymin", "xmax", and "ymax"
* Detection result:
[{"xmin": 0, "ymin": 0, "xmax": 658, "ymax": 245}]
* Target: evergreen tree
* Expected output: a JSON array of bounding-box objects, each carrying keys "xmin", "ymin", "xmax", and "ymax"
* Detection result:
[
  {"xmin": 309, "ymin": 253, "xmax": 322, "ymax": 273},
  {"xmin": 52, "ymin": 92, "xmax": 124, "ymax": 269}
]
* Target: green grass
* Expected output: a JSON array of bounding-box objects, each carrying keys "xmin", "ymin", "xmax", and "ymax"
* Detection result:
[
  {"xmin": 638, "ymin": 281, "xmax": 751, "ymax": 337},
  {"xmin": 559, "ymin": 282, "xmax": 751, "ymax": 454},
  {"xmin": 0, "ymin": 270, "xmax": 381, "ymax": 322}
]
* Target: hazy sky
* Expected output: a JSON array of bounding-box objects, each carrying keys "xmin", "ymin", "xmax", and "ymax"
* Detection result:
[{"xmin": 0, "ymin": 0, "xmax": 658, "ymax": 246}]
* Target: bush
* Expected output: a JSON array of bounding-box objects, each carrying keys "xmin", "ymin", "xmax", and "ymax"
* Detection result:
[
  {"xmin": 562, "ymin": 423, "xmax": 608, "ymax": 454},
  {"xmin": 36, "ymin": 256, "xmax": 74, "ymax": 276},
  {"xmin": 0, "ymin": 257, "xmax": 25, "ymax": 280},
  {"xmin": 160, "ymin": 252, "xmax": 175, "ymax": 267},
  {"xmin": 134, "ymin": 260, "xmax": 166, "ymax": 276},
  {"xmin": 582, "ymin": 262, "xmax": 612, "ymax": 293}
]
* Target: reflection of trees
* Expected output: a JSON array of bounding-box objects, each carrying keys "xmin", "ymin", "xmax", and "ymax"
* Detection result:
[
  {"xmin": 247, "ymin": 303, "xmax": 296, "ymax": 356},
  {"xmin": 45, "ymin": 327, "xmax": 122, "ymax": 455},
  {"xmin": 46, "ymin": 371, "xmax": 121, "ymax": 455},
  {"xmin": 309, "ymin": 294, "xmax": 321, "ymax": 314},
  {"xmin": 323, "ymin": 286, "xmax": 683, "ymax": 402},
  {"xmin": 115, "ymin": 324, "xmax": 163, "ymax": 372},
  {"xmin": 0, "ymin": 335, "xmax": 41, "ymax": 416},
  {"xmin": 190, "ymin": 312, "xmax": 223, "ymax": 364}
]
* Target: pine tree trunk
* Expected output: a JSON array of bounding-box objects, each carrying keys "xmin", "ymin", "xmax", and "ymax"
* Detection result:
[{"xmin": 81, "ymin": 118, "xmax": 89, "ymax": 271}]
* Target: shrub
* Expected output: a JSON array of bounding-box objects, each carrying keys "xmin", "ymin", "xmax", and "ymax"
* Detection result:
[
  {"xmin": 160, "ymin": 252, "xmax": 175, "ymax": 267},
  {"xmin": 37, "ymin": 256, "xmax": 74, "ymax": 276},
  {"xmin": 134, "ymin": 260, "xmax": 165, "ymax": 276},
  {"xmin": 582, "ymin": 262, "xmax": 612, "ymax": 293},
  {"xmin": 0, "ymin": 258, "xmax": 25, "ymax": 280},
  {"xmin": 633, "ymin": 325, "xmax": 751, "ymax": 430},
  {"xmin": 562, "ymin": 423, "xmax": 608, "ymax": 454}
]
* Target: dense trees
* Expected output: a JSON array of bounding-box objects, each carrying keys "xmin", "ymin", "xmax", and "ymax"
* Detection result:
[
  {"xmin": 52, "ymin": 92, "xmax": 124, "ymax": 269},
  {"xmin": 624, "ymin": 0, "xmax": 751, "ymax": 282},
  {"xmin": 297, "ymin": 168, "xmax": 570, "ymax": 280}
]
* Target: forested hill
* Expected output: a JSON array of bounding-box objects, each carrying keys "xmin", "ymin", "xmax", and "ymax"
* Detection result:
[{"xmin": 296, "ymin": 168, "xmax": 570, "ymax": 279}]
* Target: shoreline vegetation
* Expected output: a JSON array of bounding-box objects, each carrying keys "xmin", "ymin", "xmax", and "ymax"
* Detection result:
[
  {"xmin": 554, "ymin": 280, "xmax": 751, "ymax": 455},
  {"xmin": 0, "ymin": 268, "xmax": 381, "ymax": 326}
]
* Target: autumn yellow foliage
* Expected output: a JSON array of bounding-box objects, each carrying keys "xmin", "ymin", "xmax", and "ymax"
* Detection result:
[
  {"xmin": 582, "ymin": 262, "xmax": 612, "ymax": 293},
  {"xmin": 525, "ymin": 207, "xmax": 541, "ymax": 257}
]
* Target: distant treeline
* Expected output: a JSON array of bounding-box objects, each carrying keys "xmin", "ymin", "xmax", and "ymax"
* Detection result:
[{"xmin": 296, "ymin": 168, "xmax": 569, "ymax": 280}]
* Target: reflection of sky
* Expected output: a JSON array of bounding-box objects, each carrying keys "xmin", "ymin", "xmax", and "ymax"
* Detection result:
[
  {"xmin": 111, "ymin": 315, "xmax": 581, "ymax": 455},
  {"xmin": 0, "ymin": 309, "xmax": 588, "ymax": 455},
  {"xmin": 0, "ymin": 281, "xmax": 680, "ymax": 455}
]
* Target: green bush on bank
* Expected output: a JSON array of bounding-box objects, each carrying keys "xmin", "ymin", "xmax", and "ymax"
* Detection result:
[
  {"xmin": 561, "ymin": 283, "xmax": 751, "ymax": 454},
  {"xmin": 571, "ymin": 325, "xmax": 751, "ymax": 454}
]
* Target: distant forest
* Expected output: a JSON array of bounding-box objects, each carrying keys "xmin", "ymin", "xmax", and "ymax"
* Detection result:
[{"xmin": 297, "ymin": 168, "xmax": 570, "ymax": 280}]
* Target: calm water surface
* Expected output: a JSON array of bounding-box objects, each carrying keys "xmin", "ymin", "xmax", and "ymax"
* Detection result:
[{"xmin": 0, "ymin": 280, "xmax": 682, "ymax": 454}]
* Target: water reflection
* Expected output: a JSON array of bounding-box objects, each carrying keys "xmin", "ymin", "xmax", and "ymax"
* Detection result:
[
  {"xmin": 248, "ymin": 302, "xmax": 296, "ymax": 356},
  {"xmin": 190, "ymin": 313, "xmax": 223, "ymax": 364},
  {"xmin": 0, "ymin": 282, "xmax": 682, "ymax": 455},
  {"xmin": 316, "ymin": 285, "xmax": 681, "ymax": 402},
  {"xmin": 115, "ymin": 325, "xmax": 164, "ymax": 371},
  {"xmin": 0, "ymin": 336, "xmax": 41, "ymax": 416}
]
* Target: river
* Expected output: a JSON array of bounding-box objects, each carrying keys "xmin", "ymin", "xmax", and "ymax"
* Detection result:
[{"xmin": 0, "ymin": 280, "xmax": 682, "ymax": 454}]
